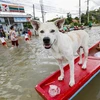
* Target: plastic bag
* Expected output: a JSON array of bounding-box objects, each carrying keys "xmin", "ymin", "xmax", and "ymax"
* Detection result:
[
  {"xmin": 48, "ymin": 85, "xmax": 60, "ymax": 97},
  {"xmin": 94, "ymin": 52, "xmax": 100, "ymax": 57}
]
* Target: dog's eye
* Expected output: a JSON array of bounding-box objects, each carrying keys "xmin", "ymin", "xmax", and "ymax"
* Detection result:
[
  {"xmin": 40, "ymin": 30, "xmax": 44, "ymax": 33},
  {"xmin": 50, "ymin": 29, "xmax": 55, "ymax": 33}
]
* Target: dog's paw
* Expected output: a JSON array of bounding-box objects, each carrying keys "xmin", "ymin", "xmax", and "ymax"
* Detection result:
[
  {"xmin": 78, "ymin": 61, "xmax": 82, "ymax": 65},
  {"xmin": 58, "ymin": 76, "xmax": 64, "ymax": 81},
  {"xmin": 69, "ymin": 80, "xmax": 75, "ymax": 87},
  {"xmin": 82, "ymin": 65, "xmax": 87, "ymax": 69}
]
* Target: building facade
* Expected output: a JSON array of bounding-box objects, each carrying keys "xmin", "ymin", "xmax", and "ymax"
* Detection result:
[
  {"xmin": 0, "ymin": 3, "xmax": 32, "ymax": 32},
  {"xmin": 0, "ymin": 14, "xmax": 32, "ymax": 32}
]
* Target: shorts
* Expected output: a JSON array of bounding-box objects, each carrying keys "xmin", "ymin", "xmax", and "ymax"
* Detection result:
[
  {"xmin": 2, "ymin": 42, "xmax": 6, "ymax": 46},
  {"xmin": 28, "ymin": 31, "xmax": 32, "ymax": 36},
  {"xmin": 12, "ymin": 40, "xmax": 19, "ymax": 46},
  {"xmin": 25, "ymin": 38, "xmax": 29, "ymax": 41}
]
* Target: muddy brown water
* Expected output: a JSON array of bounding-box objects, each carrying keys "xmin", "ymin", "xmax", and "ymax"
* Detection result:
[{"xmin": 0, "ymin": 27, "xmax": 100, "ymax": 100}]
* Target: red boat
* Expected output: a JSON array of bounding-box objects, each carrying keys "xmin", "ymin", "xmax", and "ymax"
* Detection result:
[{"xmin": 35, "ymin": 41, "xmax": 100, "ymax": 100}]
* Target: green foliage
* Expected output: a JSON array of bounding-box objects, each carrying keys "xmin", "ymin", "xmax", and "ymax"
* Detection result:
[
  {"xmin": 67, "ymin": 13, "xmax": 72, "ymax": 24},
  {"xmin": 81, "ymin": 8, "xmax": 100, "ymax": 25},
  {"xmin": 47, "ymin": 13, "xmax": 73, "ymax": 25},
  {"xmin": 47, "ymin": 7, "xmax": 100, "ymax": 26},
  {"xmin": 65, "ymin": 19, "xmax": 69, "ymax": 25},
  {"xmin": 23, "ymin": 22, "xmax": 33, "ymax": 29},
  {"xmin": 73, "ymin": 22, "xmax": 78, "ymax": 26},
  {"xmin": 74, "ymin": 17, "xmax": 79, "ymax": 21},
  {"xmin": 70, "ymin": 23, "xmax": 74, "ymax": 28},
  {"xmin": 81, "ymin": 13, "xmax": 87, "ymax": 24},
  {"xmin": 47, "ymin": 18, "xmax": 60, "ymax": 22}
]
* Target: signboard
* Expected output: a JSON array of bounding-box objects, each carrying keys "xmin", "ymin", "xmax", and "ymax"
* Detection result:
[
  {"xmin": 1, "ymin": 4, "xmax": 9, "ymax": 12},
  {"xmin": 0, "ymin": 4, "xmax": 25, "ymax": 13},
  {"xmin": 14, "ymin": 17, "xmax": 28, "ymax": 22}
]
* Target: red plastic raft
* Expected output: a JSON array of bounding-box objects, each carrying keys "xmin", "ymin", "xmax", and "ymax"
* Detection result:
[{"xmin": 35, "ymin": 41, "xmax": 100, "ymax": 100}]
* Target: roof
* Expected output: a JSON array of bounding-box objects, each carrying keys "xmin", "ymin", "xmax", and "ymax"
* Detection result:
[
  {"xmin": 72, "ymin": 19, "xmax": 78, "ymax": 23},
  {"xmin": 0, "ymin": 14, "xmax": 32, "ymax": 18}
]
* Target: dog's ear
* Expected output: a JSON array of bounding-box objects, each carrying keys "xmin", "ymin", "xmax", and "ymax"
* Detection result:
[
  {"xmin": 29, "ymin": 18, "xmax": 40, "ymax": 31},
  {"xmin": 54, "ymin": 18, "xmax": 65, "ymax": 29}
]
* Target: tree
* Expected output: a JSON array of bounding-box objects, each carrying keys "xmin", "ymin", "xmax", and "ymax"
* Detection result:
[
  {"xmin": 74, "ymin": 17, "xmax": 79, "ymax": 21},
  {"xmin": 81, "ymin": 13, "xmax": 87, "ymax": 24},
  {"xmin": 65, "ymin": 18, "xmax": 69, "ymax": 25},
  {"xmin": 67, "ymin": 13, "xmax": 72, "ymax": 24},
  {"xmin": 47, "ymin": 17, "xmax": 60, "ymax": 22}
]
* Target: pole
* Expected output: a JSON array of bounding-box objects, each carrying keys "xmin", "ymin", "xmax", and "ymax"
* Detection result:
[
  {"xmin": 40, "ymin": 0, "xmax": 44, "ymax": 22},
  {"xmin": 79, "ymin": 0, "xmax": 81, "ymax": 24},
  {"xmin": 33, "ymin": 4, "xmax": 35, "ymax": 19},
  {"xmin": 44, "ymin": 12, "xmax": 46, "ymax": 22},
  {"xmin": 7, "ymin": 18, "xmax": 10, "ymax": 25},
  {"xmin": 87, "ymin": 0, "xmax": 89, "ymax": 23}
]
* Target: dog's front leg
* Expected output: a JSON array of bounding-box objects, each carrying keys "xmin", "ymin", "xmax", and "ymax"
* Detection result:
[
  {"xmin": 68, "ymin": 57, "xmax": 75, "ymax": 87},
  {"xmin": 57, "ymin": 59, "xmax": 64, "ymax": 81}
]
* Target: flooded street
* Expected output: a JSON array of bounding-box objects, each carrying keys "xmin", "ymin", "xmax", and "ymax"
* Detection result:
[{"xmin": 0, "ymin": 27, "xmax": 100, "ymax": 100}]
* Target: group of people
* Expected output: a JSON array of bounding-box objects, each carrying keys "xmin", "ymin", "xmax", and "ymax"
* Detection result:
[
  {"xmin": 59, "ymin": 26, "xmax": 70, "ymax": 33},
  {"xmin": 0, "ymin": 25, "xmax": 32, "ymax": 49},
  {"xmin": 59, "ymin": 25, "xmax": 85, "ymax": 33}
]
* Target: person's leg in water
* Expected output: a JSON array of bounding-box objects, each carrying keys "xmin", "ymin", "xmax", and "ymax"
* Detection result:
[
  {"xmin": 2, "ymin": 42, "xmax": 8, "ymax": 48},
  {"xmin": 15, "ymin": 40, "xmax": 19, "ymax": 47},
  {"xmin": 28, "ymin": 30, "xmax": 32, "ymax": 40},
  {"xmin": 0, "ymin": 37, "xmax": 8, "ymax": 48},
  {"xmin": 89, "ymin": 26, "xmax": 92, "ymax": 30},
  {"xmin": 10, "ymin": 41, "xmax": 16, "ymax": 49}
]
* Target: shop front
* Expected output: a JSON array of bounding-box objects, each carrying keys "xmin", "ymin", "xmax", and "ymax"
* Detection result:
[{"xmin": 0, "ymin": 14, "xmax": 31, "ymax": 33}]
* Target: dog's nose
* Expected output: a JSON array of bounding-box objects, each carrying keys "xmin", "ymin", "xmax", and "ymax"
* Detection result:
[{"xmin": 43, "ymin": 37, "xmax": 50, "ymax": 43}]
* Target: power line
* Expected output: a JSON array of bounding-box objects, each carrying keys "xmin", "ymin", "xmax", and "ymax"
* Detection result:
[
  {"xmin": 0, "ymin": 0, "xmax": 78, "ymax": 14},
  {"xmin": 1, "ymin": 0, "xmax": 99, "ymax": 18}
]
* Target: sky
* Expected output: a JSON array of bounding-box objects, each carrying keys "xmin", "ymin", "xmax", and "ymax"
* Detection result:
[{"xmin": 0, "ymin": 0, "xmax": 100, "ymax": 21}]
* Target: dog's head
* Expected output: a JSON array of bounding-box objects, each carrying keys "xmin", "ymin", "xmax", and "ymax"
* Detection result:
[{"xmin": 30, "ymin": 18, "xmax": 65, "ymax": 49}]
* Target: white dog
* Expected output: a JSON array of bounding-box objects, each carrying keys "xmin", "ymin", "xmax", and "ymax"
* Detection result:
[{"xmin": 30, "ymin": 18, "xmax": 89, "ymax": 87}]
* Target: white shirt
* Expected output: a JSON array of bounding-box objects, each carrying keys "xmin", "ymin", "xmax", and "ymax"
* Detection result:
[
  {"xmin": 25, "ymin": 34, "xmax": 28, "ymax": 39},
  {"xmin": 0, "ymin": 37, "xmax": 5, "ymax": 43},
  {"xmin": 9, "ymin": 30, "xmax": 17, "ymax": 41}
]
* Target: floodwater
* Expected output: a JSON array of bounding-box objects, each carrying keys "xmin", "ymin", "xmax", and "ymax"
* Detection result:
[{"xmin": 0, "ymin": 26, "xmax": 100, "ymax": 100}]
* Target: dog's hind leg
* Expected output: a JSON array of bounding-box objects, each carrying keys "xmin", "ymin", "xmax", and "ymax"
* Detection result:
[
  {"xmin": 81, "ymin": 32, "xmax": 89, "ymax": 69},
  {"xmin": 82, "ymin": 45, "xmax": 88, "ymax": 69},
  {"xmin": 57, "ymin": 59, "xmax": 64, "ymax": 81},
  {"xmin": 78, "ymin": 47, "xmax": 83, "ymax": 65}
]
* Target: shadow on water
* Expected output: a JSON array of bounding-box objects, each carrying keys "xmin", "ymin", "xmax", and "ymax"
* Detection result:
[{"xmin": 0, "ymin": 27, "xmax": 100, "ymax": 100}]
